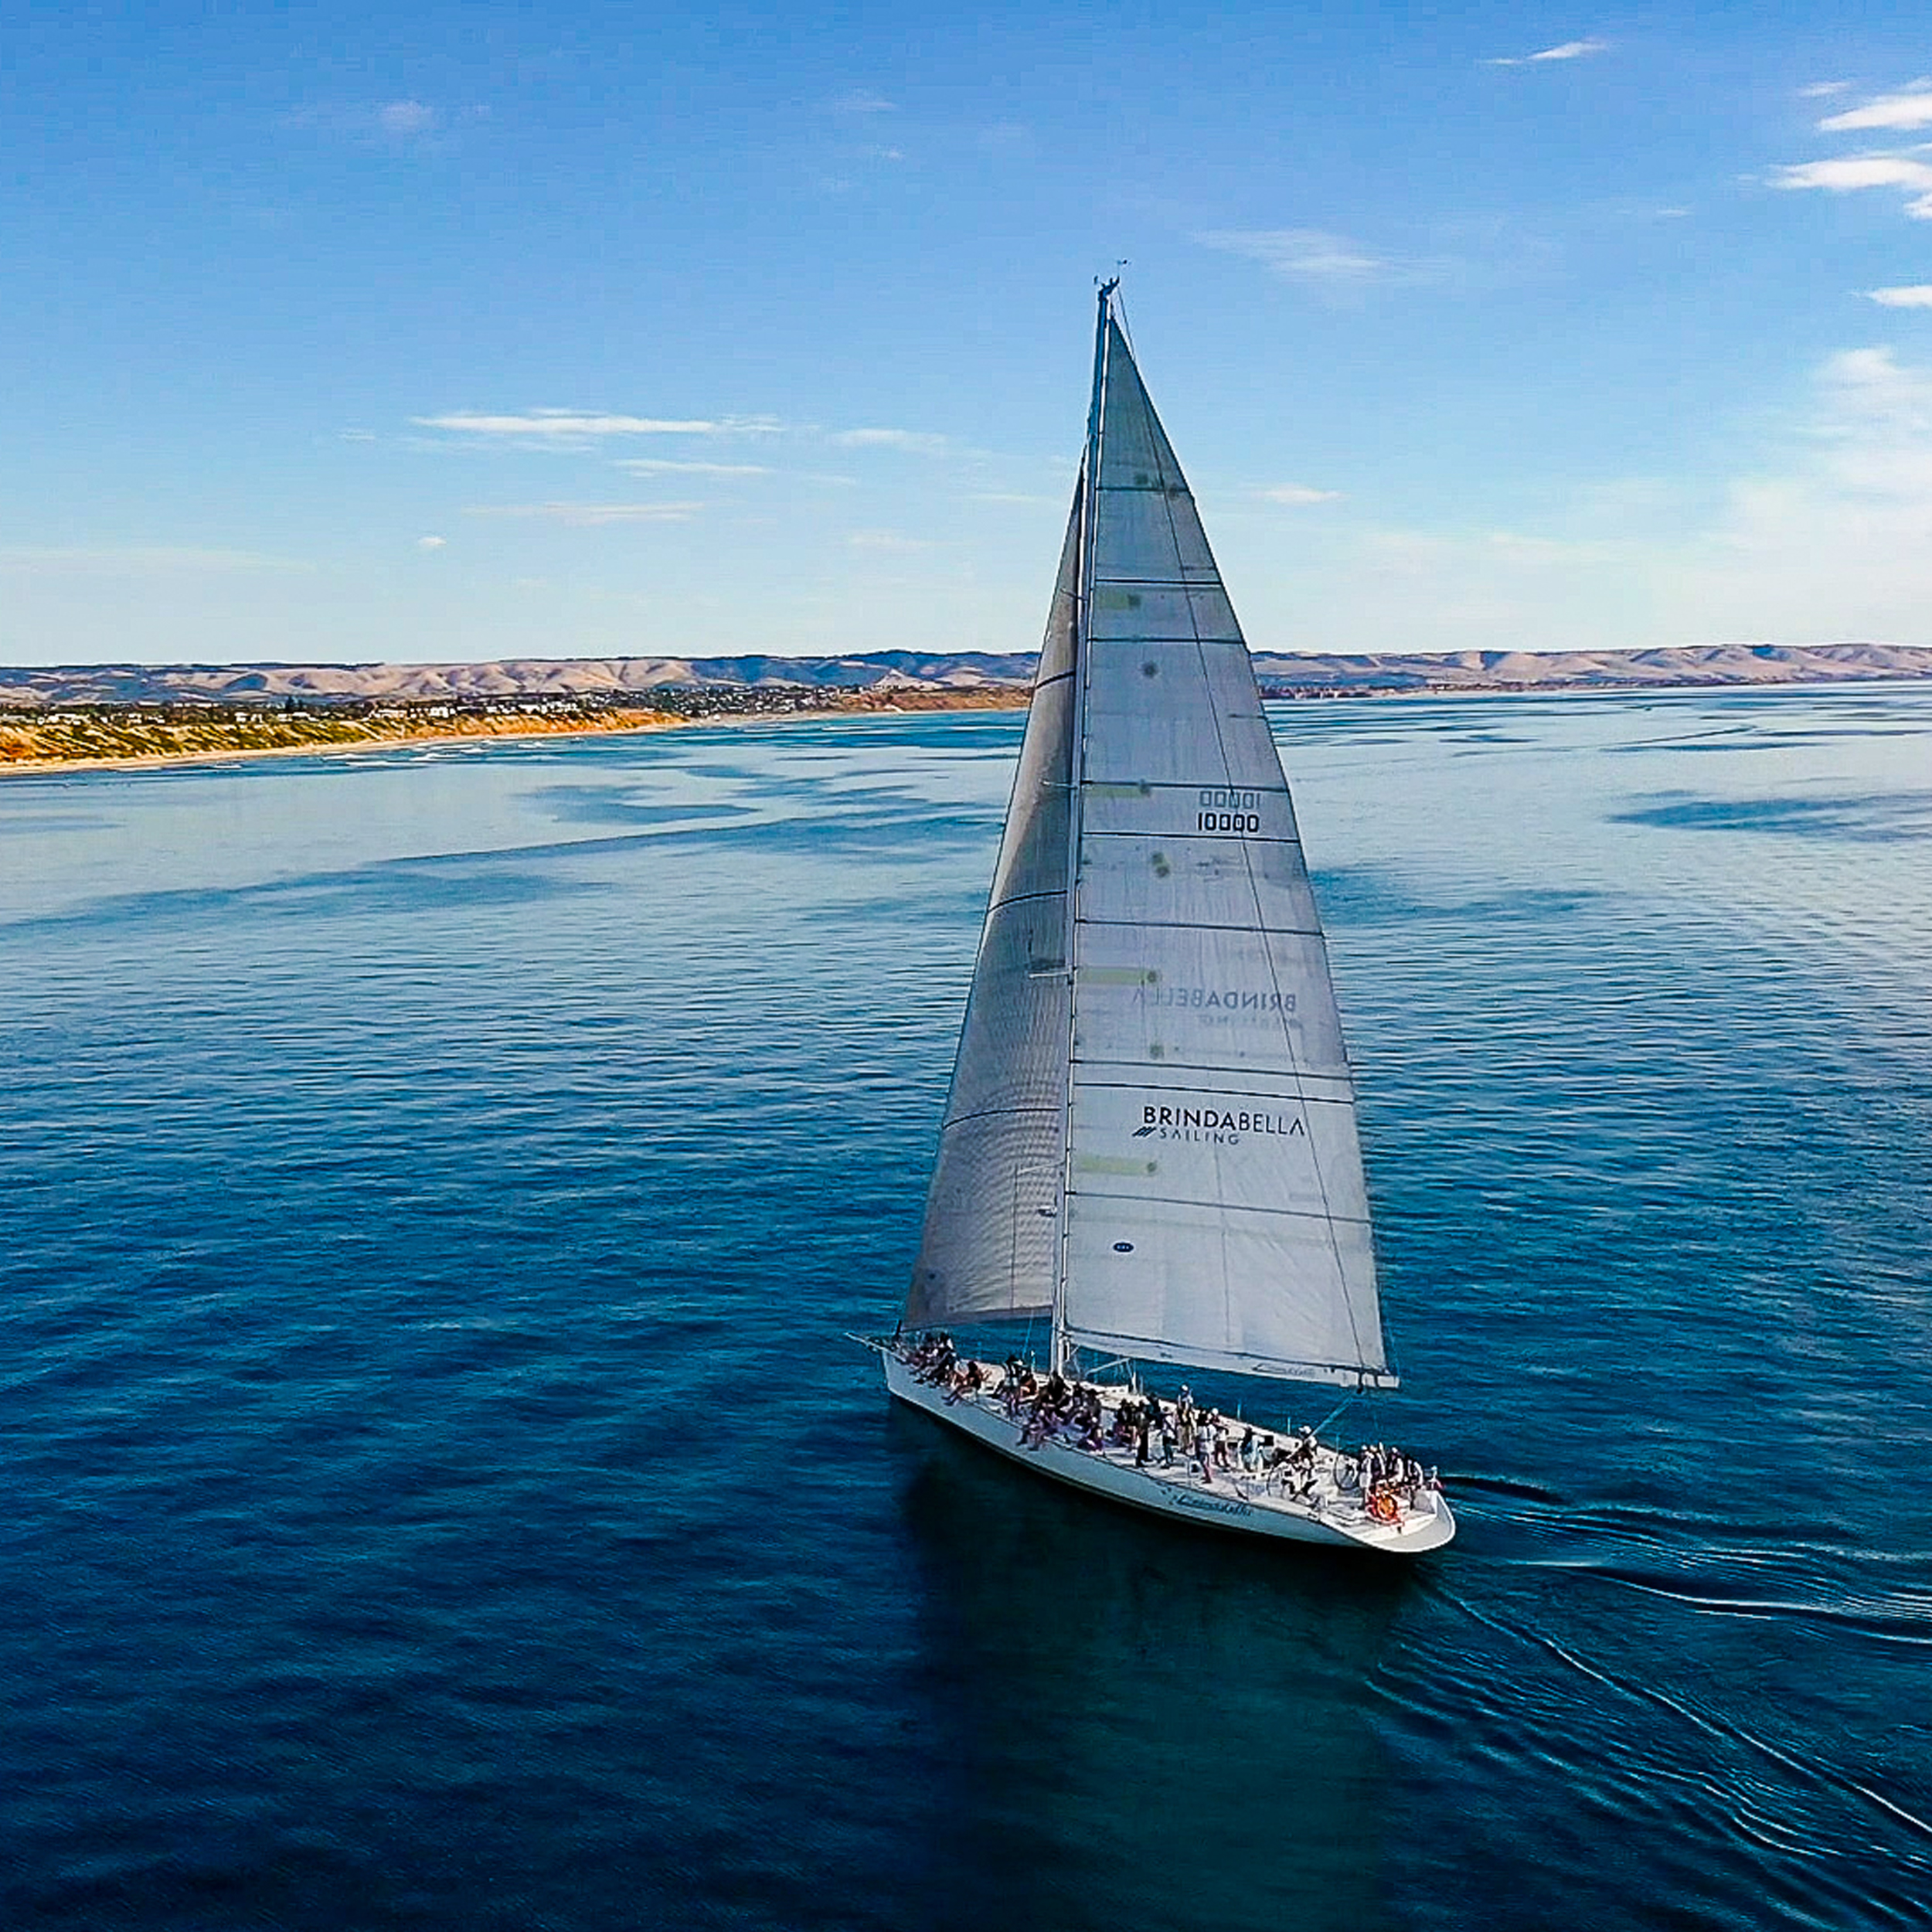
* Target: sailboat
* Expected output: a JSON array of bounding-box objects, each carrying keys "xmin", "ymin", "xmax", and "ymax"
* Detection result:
[{"xmin": 869, "ymin": 284, "xmax": 1454, "ymax": 1555}]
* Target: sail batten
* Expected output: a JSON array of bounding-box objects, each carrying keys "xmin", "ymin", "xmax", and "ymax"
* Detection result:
[{"xmin": 910, "ymin": 292, "xmax": 1393, "ymax": 1387}]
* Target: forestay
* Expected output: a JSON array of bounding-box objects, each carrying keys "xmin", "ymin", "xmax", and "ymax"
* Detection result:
[{"xmin": 909, "ymin": 292, "xmax": 1393, "ymax": 1389}]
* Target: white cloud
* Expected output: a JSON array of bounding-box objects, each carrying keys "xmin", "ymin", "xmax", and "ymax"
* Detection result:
[
  {"xmin": 829, "ymin": 89, "xmax": 895, "ymax": 114},
  {"xmin": 1660, "ymin": 346, "xmax": 1932, "ymax": 631},
  {"xmin": 1197, "ymin": 228, "xmax": 1383, "ymax": 282},
  {"xmin": 1536, "ymin": 345, "xmax": 1932, "ymax": 644},
  {"xmin": 613, "ymin": 458, "xmax": 773, "ymax": 476},
  {"xmin": 286, "ymin": 99, "xmax": 449, "ymax": 146},
  {"xmin": 1800, "ymin": 81, "xmax": 1853, "ymax": 99},
  {"xmin": 1260, "ymin": 484, "xmax": 1342, "ymax": 505},
  {"xmin": 461, "ymin": 502, "xmax": 702, "ymax": 525},
  {"xmin": 978, "ymin": 122, "xmax": 1036, "ymax": 157},
  {"xmin": 1818, "ymin": 82, "xmax": 1932, "ymax": 131},
  {"xmin": 0, "ymin": 545, "xmax": 308, "ymax": 575},
  {"xmin": 1771, "ymin": 155, "xmax": 1932, "ymax": 219},
  {"xmin": 1209, "ymin": 345, "xmax": 1932, "ymax": 654},
  {"xmin": 830, "ymin": 427, "xmax": 951, "ymax": 453},
  {"xmin": 417, "ymin": 410, "xmax": 723, "ymax": 437},
  {"xmin": 1486, "ymin": 37, "xmax": 1609, "ymax": 66},
  {"xmin": 1868, "ymin": 285, "xmax": 1932, "ymax": 308},
  {"xmin": 847, "ymin": 529, "xmax": 932, "ymax": 550},
  {"xmin": 377, "ymin": 99, "xmax": 437, "ymax": 137},
  {"xmin": 414, "ymin": 535, "xmax": 447, "ymax": 549}
]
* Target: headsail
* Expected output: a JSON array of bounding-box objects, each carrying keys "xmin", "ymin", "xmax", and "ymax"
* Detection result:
[
  {"xmin": 1059, "ymin": 299, "xmax": 1393, "ymax": 1386},
  {"xmin": 904, "ymin": 474, "xmax": 1083, "ymax": 1328},
  {"xmin": 909, "ymin": 289, "xmax": 1393, "ymax": 1389}
]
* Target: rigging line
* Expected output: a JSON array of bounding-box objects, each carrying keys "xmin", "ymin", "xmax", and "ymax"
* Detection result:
[
  {"xmin": 1137, "ymin": 337, "xmax": 1372, "ymax": 1378},
  {"xmin": 1310, "ymin": 1393, "xmax": 1358, "ymax": 1439}
]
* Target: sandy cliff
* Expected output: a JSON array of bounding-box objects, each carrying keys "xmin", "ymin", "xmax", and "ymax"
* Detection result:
[{"xmin": 4, "ymin": 642, "xmax": 1932, "ymax": 708}]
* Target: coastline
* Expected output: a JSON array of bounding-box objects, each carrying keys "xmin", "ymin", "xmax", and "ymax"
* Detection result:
[
  {"xmin": 0, "ymin": 693, "xmax": 1033, "ymax": 777},
  {"xmin": 5, "ymin": 672, "xmax": 1928, "ymax": 777},
  {"xmin": 0, "ymin": 710, "xmax": 685, "ymax": 778}
]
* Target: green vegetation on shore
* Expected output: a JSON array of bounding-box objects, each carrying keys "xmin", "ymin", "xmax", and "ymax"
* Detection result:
[
  {"xmin": 0, "ymin": 699, "xmax": 671, "ymax": 767},
  {"xmin": 0, "ymin": 686, "xmax": 1026, "ymax": 769}
]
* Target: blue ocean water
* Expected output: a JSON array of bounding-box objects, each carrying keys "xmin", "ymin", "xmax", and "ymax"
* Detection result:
[{"xmin": 2, "ymin": 686, "xmax": 1930, "ymax": 1931}]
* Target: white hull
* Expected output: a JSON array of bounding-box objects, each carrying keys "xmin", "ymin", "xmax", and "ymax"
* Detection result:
[{"xmin": 880, "ymin": 1350, "xmax": 1454, "ymax": 1556}]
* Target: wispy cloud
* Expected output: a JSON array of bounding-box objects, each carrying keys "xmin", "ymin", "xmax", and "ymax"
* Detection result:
[
  {"xmin": 417, "ymin": 410, "xmax": 725, "ymax": 437},
  {"xmin": 1818, "ymin": 82, "xmax": 1932, "ymax": 131},
  {"xmin": 829, "ymin": 427, "xmax": 951, "ymax": 453},
  {"xmin": 1800, "ymin": 81, "xmax": 1853, "ymax": 99},
  {"xmin": 1668, "ymin": 346, "xmax": 1932, "ymax": 625},
  {"xmin": 828, "ymin": 89, "xmax": 895, "ymax": 114},
  {"xmin": 414, "ymin": 535, "xmax": 446, "ymax": 550},
  {"xmin": 1260, "ymin": 484, "xmax": 1342, "ymax": 505},
  {"xmin": 1770, "ymin": 155, "xmax": 1932, "ymax": 219},
  {"xmin": 847, "ymin": 529, "xmax": 932, "ymax": 551},
  {"xmin": 377, "ymin": 99, "xmax": 437, "ymax": 137},
  {"xmin": 0, "ymin": 545, "xmax": 309, "ymax": 575},
  {"xmin": 1485, "ymin": 37, "xmax": 1609, "ymax": 66},
  {"xmin": 462, "ymin": 502, "xmax": 702, "ymax": 525},
  {"xmin": 284, "ymin": 99, "xmax": 473, "ymax": 148},
  {"xmin": 613, "ymin": 458, "xmax": 772, "ymax": 476},
  {"xmin": 978, "ymin": 122, "xmax": 1036, "ymax": 158},
  {"xmin": 1197, "ymin": 228, "xmax": 1383, "ymax": 283},
  {"xmin": 1868, "ymin": 285, "xmax": 1932, "ymax": 308}
]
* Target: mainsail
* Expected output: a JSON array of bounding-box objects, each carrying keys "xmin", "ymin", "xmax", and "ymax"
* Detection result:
[{"xmin": 909, "ymin": 287, "xmax": 1393, "ymax": 1389}]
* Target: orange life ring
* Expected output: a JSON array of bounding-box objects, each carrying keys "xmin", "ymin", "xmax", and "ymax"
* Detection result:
[{"xmin": 1368, "ymin": 1489, "xmax": 1400, "ymax": 1525}]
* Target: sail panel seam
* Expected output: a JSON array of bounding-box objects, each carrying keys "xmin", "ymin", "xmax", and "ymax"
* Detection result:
[
  {"xmin": 939, "ymin": 1103, "xmax": 1062, "ymax": 1131},
  {"xmin": 1067, "ymin": 1188, "xmax": 1371, "ymax": 1226},
  {"xmin": 1074, "ymin": 913, "xmax": 1325, "ymax": 935}
]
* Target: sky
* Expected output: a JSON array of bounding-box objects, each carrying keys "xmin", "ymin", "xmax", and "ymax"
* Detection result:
[{"xmin": 6, "ymin": 2, "xmax": 1932, "ymax": 667}]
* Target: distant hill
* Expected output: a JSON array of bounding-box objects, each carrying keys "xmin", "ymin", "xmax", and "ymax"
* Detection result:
[{"xmin": 5, "ymin": 641, "xmax": 1932, "ymax": 707}]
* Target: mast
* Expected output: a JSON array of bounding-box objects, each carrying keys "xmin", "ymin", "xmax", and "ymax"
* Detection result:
[{"xmin": 1050, "ymin": 278, "xmax": 1117, "ymax": 1378}]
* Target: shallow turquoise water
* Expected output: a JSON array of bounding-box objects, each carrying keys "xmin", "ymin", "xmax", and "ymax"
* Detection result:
[{"xmin": 3, "ymin": 686, "xmax": 1930, "ymax": 1930}]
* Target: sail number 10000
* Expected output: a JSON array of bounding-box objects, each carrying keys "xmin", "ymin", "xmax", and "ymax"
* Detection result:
[{"xmin": 1198, "ymin": 787, "xmax": 1263, "ymax": 834}]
